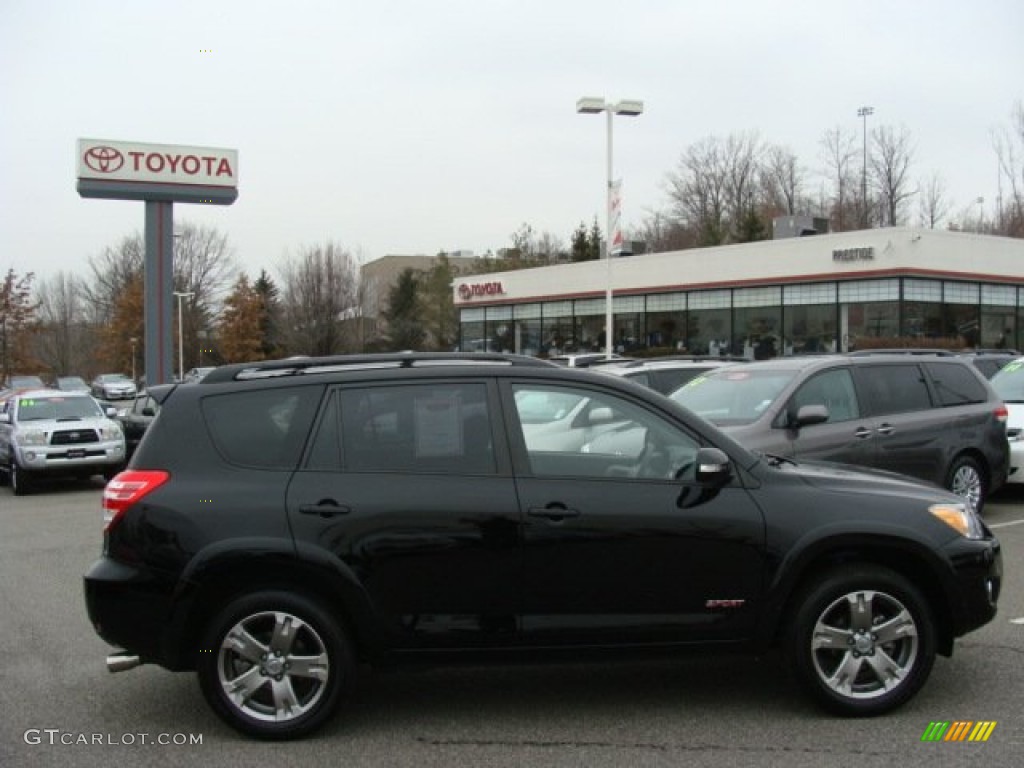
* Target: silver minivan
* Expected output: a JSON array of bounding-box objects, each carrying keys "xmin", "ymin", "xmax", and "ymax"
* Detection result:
[{"xmin": 670, "ymin": 354, "xmax": 1009, "ymax": 511}]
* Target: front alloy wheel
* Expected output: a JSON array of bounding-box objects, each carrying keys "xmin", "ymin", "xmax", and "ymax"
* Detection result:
[
  {"xmin": 788, "ymin": 566, "xmax": 936, "ymax": 715},
  {"xmin": 10, "ymin": 460, "xmax": 31, "ymax": 496},
  {"xmin": 198, "ymin": 592, "xmax": 354, "ymax": 739}
]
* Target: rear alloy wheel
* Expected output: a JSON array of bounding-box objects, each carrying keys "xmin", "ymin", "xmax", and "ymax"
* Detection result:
[
  {"xmin": 787, "ymin": 566, "xmax": 936, "ymax": 716},
  {"xmin": 198, "ymin": 591, "xmax": 354, "ymax": 739},
  {"xmin": 946, "ymin": 455, "xmax": 986, "ymax": 513}
]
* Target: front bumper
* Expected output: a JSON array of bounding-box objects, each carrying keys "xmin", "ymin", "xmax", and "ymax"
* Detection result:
[
  {"xmin": 15, "ymin": 442, "xmax": 124, "ymax": 474},
  {"xmin": 943, "ymin": 535, "xmax": 1002, "ymax": 638},
  {"xmin": 1005, "ymin": 437, "xmax": 1024, "ymax": 484}
]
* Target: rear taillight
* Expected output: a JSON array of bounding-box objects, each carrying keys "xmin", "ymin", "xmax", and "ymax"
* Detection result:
[
  {"xmin": 994, "ymin": 403, "xmax": 1009, "ymax": 424},
  {"xmin": 102, "ymin": 470, "xmax": 170, "ymax": 532}
]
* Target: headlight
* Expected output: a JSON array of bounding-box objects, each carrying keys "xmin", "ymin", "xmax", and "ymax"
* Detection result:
[
  {"xmin": 929, "ymin": 503, "xmax": 985, "ymax": 539},
  {"xmin": 99, "ymin": 424, "xmax": 123, "ymax": 441},
  {"xmin": 15, "ymin": 430, "xmax": 47, "ymax": 447}
]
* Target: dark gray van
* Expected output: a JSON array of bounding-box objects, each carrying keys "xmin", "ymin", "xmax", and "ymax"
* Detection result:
[{"xmin": 671, "ymin": 354, "xmax": 1009, "ymax": 511}]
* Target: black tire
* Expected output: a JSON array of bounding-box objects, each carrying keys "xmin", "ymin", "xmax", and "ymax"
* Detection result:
[
  {"xmin": 786, "ymin": 565, "xmax": 936, "ymax": 716},
  {"xmin": 197, "ymin": 591, "xmax": 354, "ymax": 740},
  {"xmin": 945, "ymin": 455, "xmax": 986, "ymax": 513},
  {"xmin": 10, "ymin": 460, "xmax": 31, "ymax": 496}
]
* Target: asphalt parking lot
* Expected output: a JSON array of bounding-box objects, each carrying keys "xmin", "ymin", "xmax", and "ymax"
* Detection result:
[{"xmin": 1, "ymin": 480, "xmax": 1022, "ymax": 768}]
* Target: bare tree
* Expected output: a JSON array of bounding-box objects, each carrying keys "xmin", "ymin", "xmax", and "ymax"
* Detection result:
[
  {"xmin": 722, "ymin": 132, "xmax": 764, "ymax": 239},
  {"xmin": 819, "ymin": 127, "xmax": 859, "ymax": 232},
  {"xmin": 917, "ymin": 173, "xmax": 951, "ymax": 229},
  {"xmin": 278, "ymin": 242, "xmax": 361, "ymax": 356},
  {"xmin": 871, "ymin": 125, "xmax": 916, "ymax": 227},
  {"xmin": 33, "ymin": 271, "xmax": 92, "ymax": 376},
  {"xmin": 667, "ymin": 136, "xmax": 728, "ymax": 245},
  {"xmin": 82, "ymin": 233, "xmax": 144, "ymax": 325},
  {"xmin": 992, "ymin": 100, "xmax": 1024, "ymax": 237},
  {"xmin": 761, "ymin": 144, "xmax": 805, "ymax": 216},
  {"xmin": 172, "ymin": 222, "xmax": 237, "ymax": 370}
]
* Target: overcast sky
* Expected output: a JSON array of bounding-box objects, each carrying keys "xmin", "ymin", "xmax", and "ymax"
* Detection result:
[{"xmin": 2, "ymin": 0, "xmax": 1022, "ymax": 284}]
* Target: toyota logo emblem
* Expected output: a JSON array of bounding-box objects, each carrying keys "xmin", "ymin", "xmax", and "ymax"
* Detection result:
[
  {"xmin": 83, "ymin": 146, "xmax": 125, "ymax": 173},
  {"xmin": 458, "ymin": 284, "xmax": 471, "ymax": 300}
]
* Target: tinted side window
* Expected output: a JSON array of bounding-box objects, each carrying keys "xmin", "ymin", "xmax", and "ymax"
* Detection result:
[
  {"xmin": 338, "ymin": 383, "xmax": 495, "ymax": 475},
  {"xmin": 856, "ymin": 364, "xmax": 932, "ymax": 416},
  {"xmin": 787, "ymin": 368, "xmax": 860, "ymax": 423},
  {"xmin": 511, "ymin": 383, "xmax": 700, "ymax": 480},
  {"xmin": 202, "ymin": 386, "xmax": 321, "ymax": 468},
  {"xmin": 924, "ymin": 362, "xmax": 987, "ymax": 406}
]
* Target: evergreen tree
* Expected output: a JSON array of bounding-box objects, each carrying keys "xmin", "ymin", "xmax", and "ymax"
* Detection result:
[{"xmin": 383, "ymin": 268, "xmax": 425, "ymax": 350}]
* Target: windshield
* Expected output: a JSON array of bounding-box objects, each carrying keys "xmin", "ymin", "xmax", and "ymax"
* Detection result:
[
  {"xmin": 17, "ymin": 396, "xmax": 104, "ymax": 421},
  {"xmin": 990, "ymin": 359, "xmax": 1024, "ymax": 402},
  {"xmin": 670, "ymin": 368, "xmax": 797, "ymax": 425}
]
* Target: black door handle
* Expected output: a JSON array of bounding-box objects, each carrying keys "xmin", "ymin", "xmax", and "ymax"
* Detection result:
[
  {"xmin": 528, "ymin": 504, "xmax": 581, "ymax": 522},
  {"xmin": 298, "ymin": 500, "xmax": 351, "ymax": 518}
]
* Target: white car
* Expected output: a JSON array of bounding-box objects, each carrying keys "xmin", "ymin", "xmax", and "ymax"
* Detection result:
[
  {"xmin": 0, "ymin": 389, "xmax": 125, "ymax": 495},
  {"xmin": 91, "ymin": 373, "xmax": 138, "ymax": 400},
  {"xmin": 990, "ymin": 357, "xmax": 1024, "ymax": 484}
]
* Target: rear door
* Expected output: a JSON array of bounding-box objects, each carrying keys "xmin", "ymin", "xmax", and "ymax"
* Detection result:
[
  {"xmin": 852, "ymin": 362, "xmax": 943, "ymax": 483},
  {"xmin": 286, "ymin": 378, "xmax": 522, "ymax": 650}
]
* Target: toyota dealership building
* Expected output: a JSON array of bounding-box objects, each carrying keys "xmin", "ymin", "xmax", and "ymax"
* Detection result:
[{"xmin": 452, "ymin": 227, "xmax": 1024, "ymax": 358}]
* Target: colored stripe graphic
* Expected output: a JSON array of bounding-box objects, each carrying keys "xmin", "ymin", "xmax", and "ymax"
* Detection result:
[
  {"xmin": 922, "ymin": 721, "xmax": 996, "ymax": 742},
  {"xmin": 968, "ymin": 722, "xmax": 997, "ymax": 742}
]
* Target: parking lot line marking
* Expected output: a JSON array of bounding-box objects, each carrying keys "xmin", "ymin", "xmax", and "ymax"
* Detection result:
[
  {"xmin": 988, "ymin": 519, "xmax": 1024, "ymax": 529},
  {"xmin": 1010, "ymin": 618, "xmax": 1024, "ymax": 625}
]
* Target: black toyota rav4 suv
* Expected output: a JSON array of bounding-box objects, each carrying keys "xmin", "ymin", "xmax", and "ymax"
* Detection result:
[{"xmin": 84, "ymin": 353, "xmax": 1002, "ymax": 740}]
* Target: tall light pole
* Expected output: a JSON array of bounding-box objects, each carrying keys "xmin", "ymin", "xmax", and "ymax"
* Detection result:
[
  {"xmin": 577, "ymin": 97, "xmax": 644, "ymax": 359},
  {"xmin": 976, "ymin": 196, "xmax": 985, "ymax": 232},
  {"xmin": 129, "ymin": 337, "xmax": 138, "ymax": 385},
  {"xmin": 173, "ymin": 291, "xmax": 194, "ymax": 381},
  {"xmin": 857, "ymin": 106, "xmax": 874, "ymax": 229}
]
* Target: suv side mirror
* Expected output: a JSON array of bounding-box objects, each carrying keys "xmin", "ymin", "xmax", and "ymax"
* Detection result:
[
  {"xmin": 695, "ymin": 447, "xmax": 731, "ymax": 486},
  {"xmin": 790, "ymin": 404, "xmax": 829, "ymax": 428}
]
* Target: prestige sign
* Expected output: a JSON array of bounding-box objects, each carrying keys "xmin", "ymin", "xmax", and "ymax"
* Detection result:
[{"xmin": 78, "ymin": 139, "xmax": 237, "ymax": 188}]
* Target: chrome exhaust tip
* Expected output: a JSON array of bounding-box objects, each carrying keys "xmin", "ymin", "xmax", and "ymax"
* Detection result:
[{"xmin": 106, "ymin": 652, "xmax": 142, "ymax": 673}]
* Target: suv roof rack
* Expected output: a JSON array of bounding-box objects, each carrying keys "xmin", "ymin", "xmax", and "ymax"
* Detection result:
[
  {"xmin": 846, "ymin": 348, "xmax": 956, "ymax": 357},
  {"xmin": 202, "ymin": 352, "xmax": 554, "ymax": 383}
]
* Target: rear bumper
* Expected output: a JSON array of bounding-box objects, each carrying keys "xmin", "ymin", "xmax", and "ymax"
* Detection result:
[{"xmin": 83, "ymin": 557, "xmax": 174, "ymax": 665}]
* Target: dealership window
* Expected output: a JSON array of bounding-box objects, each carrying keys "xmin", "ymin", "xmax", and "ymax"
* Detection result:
[
  {"xmin": 613, "ymin": 295, "xmax": 645, "ymax": 352},
  {"xmin": 902, "ymin": 280, "xmax": 944, "ymax": 341},
  {"xmin": 646, "ymin": 292, "xmax": 686, "ymax": 350},
  {"xmin": 981, "ymin": 284, "xmax": 1017, "ymax": 349},
  {"xmin": 942, "ymin": 282, "xmax": 981, "ymax": 347},
  {"xmin": 839, "ymin": 279, "xmax": 900, "ymax": 350},
  {"xmin": 733, "ymin": 287, "xmax": 781, "ymax": 359},
  {"xmin": 459, "ymin": 308, "xmax": 485, "ymax": 352},
  {"xmin": 687, "ymin": 290, "xmax": 732, "ymax": 355},
  {"xmin": 572, "ymin": 298, "xmax": 605, "ymax": 352},
  {"xmin": 486, "ymin": 305, "xmax": 514, "ymax": 353},
  {"xmin": 783, "ymin": 283, "xmax": 838, "ymax": 354},
  {"xmin": 513, "ymin": 303, "xmax": 542, "ymax": 356},
  {"xmin": 541, "ymin": 301, "xmax": 574, "ymax": 356}
]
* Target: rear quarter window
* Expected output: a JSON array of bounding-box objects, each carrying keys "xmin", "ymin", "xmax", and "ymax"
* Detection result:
[
  {"xmin": 855, "ymin": 363, "xmax": 933, "ymax": 415},
  {"xmin": 924, "ymin": 362, "xmax": 988, "ymax": 406},
  {"xmin": 201, "ymin": 386, "xmax": 321, "ymax": 468}
]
